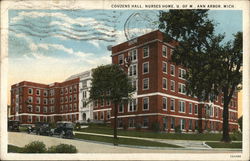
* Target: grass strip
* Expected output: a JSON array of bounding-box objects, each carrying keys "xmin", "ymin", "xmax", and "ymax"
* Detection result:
[
  {"xmin": 8, "ymin": 145, "xmax": 23, "ymax": 153},
  {"xmin": 77, "ymin": 125, "xmax": 242, "ymax": 141},
  {"xmin": 75, "ymin": 133, "xmax": 182, "ymax": 148},
  {"xmin": 205, "ymin": 142, "xmax": 242, "ymax": 149}
]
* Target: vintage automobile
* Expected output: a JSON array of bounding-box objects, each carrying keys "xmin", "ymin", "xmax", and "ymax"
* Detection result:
[
  {"xmin": 8, "ymin": 120, "xmax": 20, "ymax": 132},
  {"xmin": 51, "ymin": 121, "xmax": 74, "ymax": 138},
  {"xmin": 35, "ymin": 122, "xmax": 53, "ymax": 136}
]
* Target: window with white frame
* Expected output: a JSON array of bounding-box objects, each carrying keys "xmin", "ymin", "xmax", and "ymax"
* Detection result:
[
  {"xmin": 189, "ymin": 119, "xmax": 192, "ymax": 130},
  {"xmin": 163, "ymin": 97, "xmax": 167, "ymax": 110},
  {"xmin": 69, "ymin": 86, "xmax": 72, "ymax": 93},
  {"xmin": 162, "ymin": 62, "xmax": 167, "ymax": 73},
  {"xmin": 69, "ymin": 95, "xmax": 72, "ymax": 102},
  {"xmin": 129, "ymin": 64, "xmax": 137, "ymax": 76},
  {"xmin": 131, "ymin": 79, "xmax": 137, "ymax": 91},
  {"xmin": 51, "ymin": 106, "xmax": 55, "ymax": 112},
  {"xmin": 28, "ymin": 116, "xmax": 32, "ymax": 123},
  {"xmin": 83, "ymin": 91, "xmax": 87, "ymax": 99},
  {"xmin": 143, "ymin": 46, "xmax": 149, "ymax": 58},
  {"xmin": 128, "ymin": 118, "xmax": 135, "ymax": 128},
  {"xmin": 60, "ymin": 105, "xmax": 63, "ymax": 112},
  {"xmin": 179, "ymin": 101, "xmax": 185, "ymax": 113},
  {"xmin": 65, "ymin": 96, "xmax": 68, "ymax": 102},
  {"xmin": 36, "ymin": 116, "xmax": 40, "ymax": 122},
  {"xmin": 143, "ymin": 97, "xmax": 149, "ymax": 110},
  {"xmin": 27, "ymin": 105, "xmax": 33, "ymax": 112},
  {"xmin": 43, "ymin": 116, "xmax": 47, "ymax": 122},
  {"xmin": 60, "ymin": 88, "xmax": 63, "ymax": 95},
  {"xmin": 118, "ymin": 54, "xmax": 124, "ymax": 65},
  {"xmin": 178, "ymin": 83, "xmax": 186, "ymax": 94},
  {"xmin": 94, "ymin": 100, "xmax": 98, "ymax": 107},
  {"xmin": 162, "ymin": 45, "xmax": 167, "ymax": 57},
  {"xmin": 195, "ymin": 104, "xmax": 198, "ymax": 114},
  {"xmin": 74, "ymin": 94, "xmax": 77, "ymax": 101},
  {"xmin": 143, "ymin": 117, "xmax": 149, "ymax": 127},
  {"xmin": 28, "ymin": 88, "xmax": 33, "ymax": 95},
  {"xmin": 178, "ymin": 68, "xmax": 186, "ymax": 79},
  {"xmin": 210, "ymin": 105, "xmax": 214, "ymax": 117},
  {"xmin": 100, "ymin": 111, "xmax": 104, "ymax": 120},
  {"xmin": 106, "ymin": 99, "xmax": 111, "ymax": 106},
  {"xmin": 65, "ymin": 104, "xmax": 68, "ymax": 111},
  {"xmin": 60, "ymin": 97, "xmax": 63, "ymax": 103},
  {"xmin": 171, "ymin": 117, "xmax": 175, "ymax": 129},
  {"xmin": 129, "ymin": 49, "xmax": 137, "ymax": 61},
  {"xmin": 73, "ymin": 85, "xmax": 77, "ymax": 92},
  {"xmin": 143, "ymin": 78, "xmax": 149, "ymax": 90},
  {"xmin": 118, "ymin": 103, "xmax": 124, "ymax": 113},
  {"xmin": 163, "ymin": 78, "xmax": 167, "ymax": 89},
  {"xmin": 36, "ymin": 89, "xmax": 40, "ymax": 96},
  {"xmin": 189, "ymin": 103, "xmax": 193, "ymax": 114},
  {"xmin": 170, "ymin": 80, "xmax": 175, "ymax": 91},
  {"xmin": 180, "ymin": 119, "xmax": 185, "ymax": 130},
  {"xmin": 65, "ymin": 88, "xmax": 68, "ymax": 94},
  {"xmin": 50, "ymin": 89, "xmax": 54, "ymax": 96},
  {"xmin": 43, "ymin": 106, "xmax": 47, "ymax": 113},
  {"xmin": 100, "ymin": 99, "xmax": 104, "ymax": 107},
  {"xmin": 128, "ymin": 99, "xmax": 137, "ymax": 112},
  {"xmin": 36, "ymin": 97, "xmax": 40, "ymax": 104},
  {"xmin": 170, "ymin": 65, "xmax": 175, "ymax": 76},
  {"xmin": 170, "ymin": 99, "xmax": 175, "ymax": 111},
  {"xmin": 82, "ymin": 101, "xmax": 87, "ymax": 108},
  {"xmin": 107, "ymin": 111, "xmax": 111, "ymax": 120},
  {"xmin": 73, "ymin": 103, "xmax": 77, "ymax": 110},
  {"xmin": 143, "ymin": 62, "xmax": 149, "ymax": 74},
  {"xmin": 118, "ymin": 118, "xmax": 123, "ymax": 128},
  {"xmin": 36, "ymin": 106, "xmax": 40, "ymax": 112},
  {"xmin": 28, "ymin": 96, "xmax": 33, "ymax": 103}
]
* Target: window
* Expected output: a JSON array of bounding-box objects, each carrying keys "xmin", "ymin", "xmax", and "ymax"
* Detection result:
[
  {"xmin": 129, "ymin": 64, "xmax": 137, "ymax": 76},
  {"xmin": 36, "ymin": 106, "xmax": 40, "ymax": 112},
  {"xmin": 100, "ymin": 111, "xmax": 104, "ymax": 120},
  {"xmin": 162, "ymin": 45, "xmax": 167, "ymax": 57},
  {"xmin": 60, "ymin": 105, "xmax": 63, "ymax": 112},
  {"xmin": 143, "ymin": 46, "xmax": 149, "ymax": 58},
  {"xmin": 28, "ymin": 116, "xmax": 32, "ymax": 123},
  {"xmin": 221, "ymin": 97, "xmax": 224, "ymax": 105},
  {"xmin": 163, "ymin": 97, "xmax": 167, "ymax": 110},
  {"xmin": 128, "ymin": 99, "xmax": 137, "ymax": 112},
  {"xmin": 44, "ymin": 90, "xmax": 48, "ymax": 97},
  {"xmin": 83, "ymin": 91, "xmax": 87, "ymax": 99},
  {"xmin": 143, "ymin": 97, "xmax": 149, "ymax": 110},
  {"xmin": 118, "ymin": 103, "xmax": 124, "ymax": 113},
  {"xmin": 179, "ymin": 101, "xmax": 185, "ymax": 113},
  {"xmin": 28, "ymin": 88, "xmax": 33, "ymax": 95},
  {"xmin": 68, "ymin": 104, "xmax": 72, "ymax": 111},
  {"xmin": 170, "ymin": 80, "xmax": 175, "ymax": 91},
  {"xmin": 65, "ymin": 88, "xmax": 68, "ymax": 94},
  {"xmin": 143, "ymin": 62, "xmax": 149, "ymax": 74},
  {"xmin": 170, "ymin": 65, "xmax": 175, "ymax": 76},
  {"xmin": 73, "ymin": 103, "xmax": 77, "ymax": 110},
  {"xmin": 51, "ymin": 106, "xmax": 54, "ymax": 112},
  {"xmin": 131, "ymin": 79, "xmax": 137, "ymax": 91},
  {"xmin": 171, "ymin": 117, "xmax": 175, "ymax": 129},
  {"xmin": 94, "ymin": 101, "xmax": 98, "ymax": 108},
  {"xmin": 143, "ymin": 117, "xmax": 149, "ymax": 127},
  {"xmin": 107, "ymin": 111, "xmax": 111, "ymax": 120},
  {"xmin": 64, "ymin": 105, "xmax": 68, "ymax": 111},
  {"xmin": 210, "ymin": 105, "xmax": 214, "ymax": 117},
  {"xmin": 43, "ymin": 106, "xmax": 47, "ymax": 113},
  {"xmin": 163, "ymin": 78, "xmax": 167, "ymax": 89},
  {"xmin": 189, "ymin": 103, "xmax": 193, "ymax": 114},
  {"xmin": 65, "ymin": 96, "xmax": 68, "ymax": 103},
  {"xmin": 178, "ymin": 83, "xmax": 186, "ymax": 94},
  {"xmin": 128, "ymin": 118, "xmax": 135, "ymax": 128},
  {"xmin": 118, "ymin": 118, "xmax": 123, "ymax": 128},
  {"xmin": 180, "ymin": 119, "xmax": 185, "ymax": 130},
  {"xmin": 82, "ymin": 101, "xmax": 87, "ymax": 108},
  {"xmin": 118, "ymin": 54, "xmax": 124, "ymax": 65},
  {"xmin": 143, "ymin": 78, "xmax": 149, "ymax": 90},
  {"xmin": 178, "ymin": 68, "xmax": 186, "ymax": 79},
  {"xmin": 195, "ymin": 104, "xmax": 198, "ymax": 115},
  {"xmin": 60, "ymin": 89, "xmax": 63, "ymax": 95},
  {"xmin": 43, "ymin": 116, "xmax": 47, "ymax": 122},
  {"xmin": 106, "ymin": 99, "xmax": 111, "ymax": 106},
  {"xmin": 50, "ymin": 89, "xmax": 54, "ymax": 96},
  {"xmin": 36, "ymin": 116, "xmax": 40, "ymax": 122},
  {"xmin": 74, "ymin": 94, "xmax": 77, "ymax": 101},
  {"xmin": 69, "ymin": 95, "xmax": 72, "ymax": 102},
  {"xmin": 27, "ymin": 105, "xmax": 33, "ymax": 112},
  {"xmin": 162, "ymin": 62, "xmax": 167, "ymax": 73},
  {"xmin": 189, "ymin": 119, "xmax": 193, "ymax": 130},
  {"xmin": 129, "ymin": 49, "xmax": 137, "ymax": 61},
  {"xmin": 60, "ymin": 97, "xmax": 63, "ymax": 103},
  {"xmin": 163, "ymin": 117, "xmax": 168, "ymax": 130},
  {"xmin": 36, "ymin": 89, "xmax": 40, "ymax": 96},
  {"xmin": 170, "ymin": 99, "xmax": 175, "ymax": 111},
  {"xmin": 36, "ymin": 97, "xmax": 40, "ymax": 104},
  {"xmin": 69, "ymin": 87, "xmax": 72, "ymax": 93},
  {"xmin": 28, "ymin": 96, "xmax": 33, "ymax": 103},
  {"xmin": 73, "ymin": 85, "xmax": 77, "ymax": 92},
  {"xmin": 100, "ymin": 99, "xmax": 104, "ymax": 107}
]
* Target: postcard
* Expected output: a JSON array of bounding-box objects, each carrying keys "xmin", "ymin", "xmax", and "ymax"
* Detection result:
[{"xmin": 0, "ymin": 0, "xmax": 249, "ymax": 160}]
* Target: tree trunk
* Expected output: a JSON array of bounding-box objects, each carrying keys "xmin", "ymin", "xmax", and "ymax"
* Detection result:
[
  {"xmin": 113, "ymin": 103, "xmax": 118, "ymax": 140},
  {"xmin": 221, "ymin": 93, "xmax": 231, "ymax": 142}
]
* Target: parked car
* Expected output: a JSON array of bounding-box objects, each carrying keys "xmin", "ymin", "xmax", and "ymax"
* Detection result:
[
  {"xmin": 8, "ymin": 120, "xmax": 20, "ymax": 132},
  {"xmin": 51, "ymin": 121, "xmax": 74, "ymax": 138},
  {"xmin": 35, "ymin": 122, "xmax": 53, "ymax": 136}
]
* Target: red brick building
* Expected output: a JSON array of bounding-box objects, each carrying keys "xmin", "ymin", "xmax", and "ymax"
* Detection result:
[
  {"xmin": 109, "ymin": 30, "xmax": 238, "ymax": 132},
  {"xmin": 10, "ymin": 78, "xmax": 80, "ymax": 124}
]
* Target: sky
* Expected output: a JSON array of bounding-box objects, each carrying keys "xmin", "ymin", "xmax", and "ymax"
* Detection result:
[{"xmin": 8, "ymin": 10, "xmax": 242, "ymax": 109}]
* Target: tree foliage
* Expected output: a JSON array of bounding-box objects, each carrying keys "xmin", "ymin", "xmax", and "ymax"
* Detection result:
[
  {"xmin": 89, "ymin": 64, "xmax": 134, "ymax": 140},
  {"xmin": 159, "ymin": 10, "xmax": 242, "ymax": 142}
]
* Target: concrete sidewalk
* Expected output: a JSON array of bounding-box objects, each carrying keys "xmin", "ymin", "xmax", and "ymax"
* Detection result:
[{"xmin": 74, "ymin": 131, "xmax": 209, "ymax": 149}]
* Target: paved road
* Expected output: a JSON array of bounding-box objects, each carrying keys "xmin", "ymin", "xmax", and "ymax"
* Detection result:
[{"xmin": 8, "ymin": 132, "xmax": 241, "ymax": 153}]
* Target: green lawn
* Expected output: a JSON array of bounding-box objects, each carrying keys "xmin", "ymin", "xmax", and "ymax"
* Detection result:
[
  {"xmin": 206, "ymin": 142, "xmax": 242, "ymax": 149},
  {"xmin": 8, "ymin": 145, "xmax": 23, "ymax": 153},
  {"xmin": 76, "ymin": 124, "xmax": 242, "ymax": 141},
  {"xmin": 75, "ymin": 133, "xmax": 182, "ymax": 148}
]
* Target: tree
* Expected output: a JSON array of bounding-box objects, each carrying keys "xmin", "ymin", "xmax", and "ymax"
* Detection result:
[
  {"xmin": 159, "ymin": 10, "xmax": 242, "ymax": 142},
  {"xmin": 89, "ymin": 64, "xmax": 133, "ymax": 141},
  {"xmin": 238, "ymin": 116, "xmax": 242, "ymax": 132}
]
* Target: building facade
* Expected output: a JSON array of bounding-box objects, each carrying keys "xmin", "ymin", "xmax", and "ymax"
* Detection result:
[{"xmin": 110, "ymin": 30, "xmax": 238, "ymax": 132}]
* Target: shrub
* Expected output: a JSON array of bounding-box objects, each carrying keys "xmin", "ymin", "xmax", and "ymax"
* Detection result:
[
  {"xmin": 21, "ymin": 141, "xmax": 46, "ymax": 153},
  {"xmin": 174, "ymin": 125, "xmax": 181, "ymax": 133},
  {"xmin": 231, "ymin": 129, "xmax": 242, "ymax": 141},
  {"xmin": 75, "ymin": 122, "xmax": 81, "ymax": 130},
  {"xmin": 151, "ymin": 122, "xmax": 160, "ymax": 132},
  {"xmin": 47, "ymin": 144, "xmax": 77, "ymax": 153}
]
